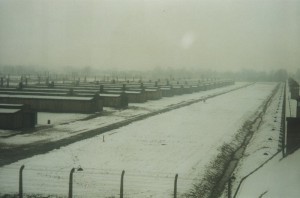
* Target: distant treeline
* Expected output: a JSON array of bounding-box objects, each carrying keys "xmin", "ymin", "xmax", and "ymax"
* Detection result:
[
  {"xmin": 0, "ymin": 65, "xmax": 293, "ymax": 82},
  {"xmin": 149, "ymin": 68, "xmax": 290, "ymax": 82},
  {"xmin": 220, "ymin": 69, "xmax": 289, "ymax": 82}
]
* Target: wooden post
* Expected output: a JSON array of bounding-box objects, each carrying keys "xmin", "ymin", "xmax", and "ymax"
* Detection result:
[
  {"xmin": 19, "ymin": 165, "xmax": 25, "ymax": 198},
  {"xmin": 174, "ymin": 174, "xmax": 178, "ymax": 198},
  {"xmin": 120, "ymin": 170, "xmax": 125, "ymax": 198},
  {"xmin": 68, "ymin": 168, "xmax": 75, "ymax": 198}
]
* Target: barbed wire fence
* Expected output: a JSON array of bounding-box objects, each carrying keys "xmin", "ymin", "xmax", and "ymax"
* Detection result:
[{"xmin": 0, "ymin": 165, "xmax": 197, "ymax": 198}]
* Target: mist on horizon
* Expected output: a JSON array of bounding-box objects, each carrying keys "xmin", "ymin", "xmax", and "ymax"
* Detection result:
[{"xmin": 0, "ymin": 0, "xmax": 299, "ymax": 72}]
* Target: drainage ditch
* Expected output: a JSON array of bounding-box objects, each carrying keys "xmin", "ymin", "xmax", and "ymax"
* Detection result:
[{"xmin": 186, "ymin": 83, "xmax": 281, "ymax": 198}]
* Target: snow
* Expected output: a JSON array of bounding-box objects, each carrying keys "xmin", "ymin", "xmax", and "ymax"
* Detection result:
[
  {"xmin": 106, "ymin": 90, "xmax": 139, "ymax": 94},
  {"xmin": 0, "ymin": 108, "xmax": 20, "ymax": 113},
  {"xmin": 0, "ymin": 82, "xmax": 247, "ymax": 145},
  {"xmin": 24, "ymin": 88, "xmax": 69, "ymax": 92},
  {"xmin": 0, "ymin": 94, "xmax": 93, "ymax": 100},
  {"xmin": 37, "ymin": 112, "xmax": 88, "ymax": 125},
  {"xmin": 233, "ymin": 150, "xmax": 300, "ymax": 198},
  {"xmin": 0, "ymin": 91, "xmax": 67, "ymax": 95},
  {"xmin": 125, "ymin": 91, "xmax": 141, "ymax": 94},
  {"xmin": 221, "ymin": 83, "xmax": 300, "ymax": 198},
  {"xmin": 145, "ymin": 89, "xmax": 158, "ymax": 92},
  {"xmin": 99, "ymin": 93, "xmax": 121, "ymax": 97},
  {"xmin": 0, "ymin": 83, "xmax": 279, "ymax": 197},
  {"xmin": 0, "ymin": 104, "xmax": 24, "ymax": 107}
]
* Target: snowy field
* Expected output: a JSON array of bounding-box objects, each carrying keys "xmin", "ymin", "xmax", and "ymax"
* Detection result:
[
  {"xmin": 37, "ymin": 112, "xmax": 88, "ymax": 125},
  {"xmin": 227, "ymin": 83, "xmax": 300, "ymax": 198},
  {"xmin": 233, "ymin": 150, "xmax": 300, "ymax": 198},
  {"xmin": 0, "ymin": 83, "xmax": 278, "ymax": 197},
  {"xmin": 0, "ymin": 82, "xmax": 248, "ymax": 146}
]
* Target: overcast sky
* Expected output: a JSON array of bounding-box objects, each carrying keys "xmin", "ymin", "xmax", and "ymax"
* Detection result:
[{"xmin": 0, "ymin": 0, "xmax": 299, "ymax": 72}]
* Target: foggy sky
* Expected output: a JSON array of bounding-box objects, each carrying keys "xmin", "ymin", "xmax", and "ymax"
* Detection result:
[{"xmin": 0, "ymin": 0, "xmax": 299, "ymax": 72}]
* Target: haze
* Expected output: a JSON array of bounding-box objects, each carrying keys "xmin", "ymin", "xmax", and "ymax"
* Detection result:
[{"xmin": 0, "ymin": 0, "xmax": 299, "ymax": 72}]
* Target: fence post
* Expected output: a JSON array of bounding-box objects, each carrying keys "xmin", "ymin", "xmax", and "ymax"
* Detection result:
[
  {"xmin": 282, "ymin": 82, "xmax": 286, "ymax": 157},
  {"xmin": 68, "ymin": 168, "xmax": 75, "ymax": 198},
  {"xmin": 120, "ymin": 170, "xmax": 125, "ymax": 198},
  {"xmin": 228, "ymin": 178, "xmax": 232, "ymax": 198},
  {"xmin": 174, "ymin": 174, "xmax": 178, "ymax": 198},
  {"xmin": 228, "ymin": 175, "xmax": 235, "ymax": 198},
  {"xmin": 19, "ymin": 165, "xmax": 25, "ymax": 198}
]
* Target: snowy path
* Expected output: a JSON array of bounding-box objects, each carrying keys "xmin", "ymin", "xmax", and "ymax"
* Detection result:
[{"xmin": 0, "ymin": 83, "xmax": 277, "ymax": 197}]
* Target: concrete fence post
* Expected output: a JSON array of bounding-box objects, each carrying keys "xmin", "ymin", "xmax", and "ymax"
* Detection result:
[
  {"xmin": 120, "ymin": 170, "xmax": 125, "ymax": 198},
  {"xmin": 19, "ymin": 165, "xmax": 25, "ymax": 198},
  {"xmin": 228, "ymin": 175, "xmax": 235, "ymax": 198},
  {"xmin": 174, "ymin": 174, "xmax": 178, "ymax": 198},
  {"xmin": 68, "ymin": 168, "xmax": 75, "ymax": 198},
  {"xmin": 228, "ymin": 179, "xmax": 232, "ymax": 198},
  {"xmin": 282, "ymin": 82, "xmax": 286, "ymax": 157}
]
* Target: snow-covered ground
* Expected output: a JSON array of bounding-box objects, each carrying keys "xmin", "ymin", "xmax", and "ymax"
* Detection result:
[
  {"xmin": 0, "ymin": 82, "xmax": 248, "ymax": 145},
  {"xmin": 37, "ymin": 112, "xmax": 88, "ymax": 125},
  {"xmin": 228, "ymin": 83, "xmax": 300, "ymax": 198},
  {"xmin": 232, "ymin": 149, "xmax": 300, "ymax": 198},
  {"xmin": 0, "ymin": 83, "xmax": 278, "ymax": 197}
]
